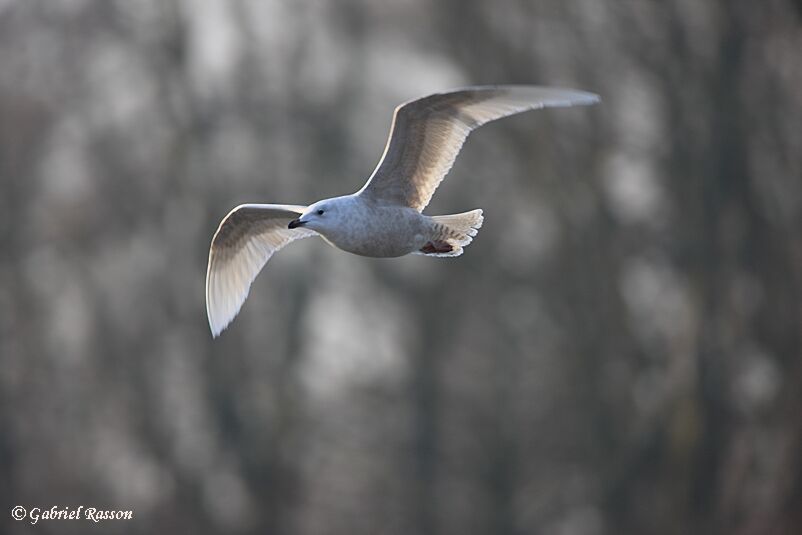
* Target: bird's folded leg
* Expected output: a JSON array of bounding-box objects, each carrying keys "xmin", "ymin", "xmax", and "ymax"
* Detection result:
[{"xmin": 419, "ymin": 240, "xmax": 454, "ymax": 254}]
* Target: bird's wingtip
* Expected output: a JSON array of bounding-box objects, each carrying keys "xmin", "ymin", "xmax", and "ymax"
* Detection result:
[
  {"xmin": 207, "ymin": 309, "xmax": 226, "ymax": 339},
  {"xmin": 571, "ymin": 90, "xmax": 601, "ymax": 105},
  {"xmin": 208, "ymin": 317, "xmax": 227, "ymax": 339}
]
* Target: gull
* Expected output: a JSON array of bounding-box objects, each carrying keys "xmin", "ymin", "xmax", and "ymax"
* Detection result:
[{"xmin": 206, "ymin": 85, "xmax": 599, "ymax": 337}]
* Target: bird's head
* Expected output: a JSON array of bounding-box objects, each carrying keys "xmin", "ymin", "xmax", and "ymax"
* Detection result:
[{"xmin": 288, "ymin": 197, "xmax": 350, "ymax": 234}]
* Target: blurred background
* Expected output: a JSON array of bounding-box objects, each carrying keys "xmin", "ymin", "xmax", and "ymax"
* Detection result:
[{"xmin": 1, "ymin": 0, "xmax": 801, "ymax": 534}]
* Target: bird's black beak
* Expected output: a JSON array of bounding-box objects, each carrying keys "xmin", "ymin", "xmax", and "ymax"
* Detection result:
[{"xmin": 288, "ymin": 219, "xmax": 306, "ymax": 229}]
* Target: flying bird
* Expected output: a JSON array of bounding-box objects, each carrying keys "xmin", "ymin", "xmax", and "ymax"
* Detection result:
[{"xmin": 206, "ymin": 85, "xmax": 599, "ymax": 337}]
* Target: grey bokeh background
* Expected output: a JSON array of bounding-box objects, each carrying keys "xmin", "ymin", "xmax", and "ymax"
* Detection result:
[{"xmin": 2, "ymin": 1, "xmax": 801, "ymax": 534}]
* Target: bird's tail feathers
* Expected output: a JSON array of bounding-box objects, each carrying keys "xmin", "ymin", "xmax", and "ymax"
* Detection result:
[{"xmin": 416, "ymin": 209, "xmax": 484, "ymax": 257}]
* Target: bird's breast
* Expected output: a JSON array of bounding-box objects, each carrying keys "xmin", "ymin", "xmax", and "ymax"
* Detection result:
[{"xmin": 326, "ymin": 206, "xmax": 426, "ymax": 258}]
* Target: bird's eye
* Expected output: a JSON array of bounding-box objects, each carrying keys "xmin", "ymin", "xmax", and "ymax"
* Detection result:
[{"xmin": 317, "ymin": 209, "xmax": 325, "ymax": 215}]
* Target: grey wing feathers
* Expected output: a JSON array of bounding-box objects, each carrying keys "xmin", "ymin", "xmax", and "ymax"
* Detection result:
[
  {"xmin": 205, "ymin": 204, "xmax": 315, "ymax": 337},
  {"xmin": 358, "ymin": 85, "xmax": 600, "ymax": 211}
]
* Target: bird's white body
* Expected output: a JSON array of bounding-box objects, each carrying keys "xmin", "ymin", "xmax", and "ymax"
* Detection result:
[
  {"xmin": 295, "ymin": 195, "xmax": 432, "ymax": 257},
  {"xmin": 205, "ymin": 85, "xmax": 600, "ymax": 336}
]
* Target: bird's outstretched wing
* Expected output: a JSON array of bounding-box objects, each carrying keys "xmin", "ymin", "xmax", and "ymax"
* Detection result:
[
  {"xmin": 206, "ymin": 204, "xmax": 315, "ymax": 337},
  {"xmin": 358, "ymin": 85, "xmax": 599, "ymax": 211}
]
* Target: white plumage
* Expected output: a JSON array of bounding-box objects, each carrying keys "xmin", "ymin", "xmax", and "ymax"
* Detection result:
[{"xmin": 206, "ymin": 85, "xmax": 599, "ymax": 337}]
